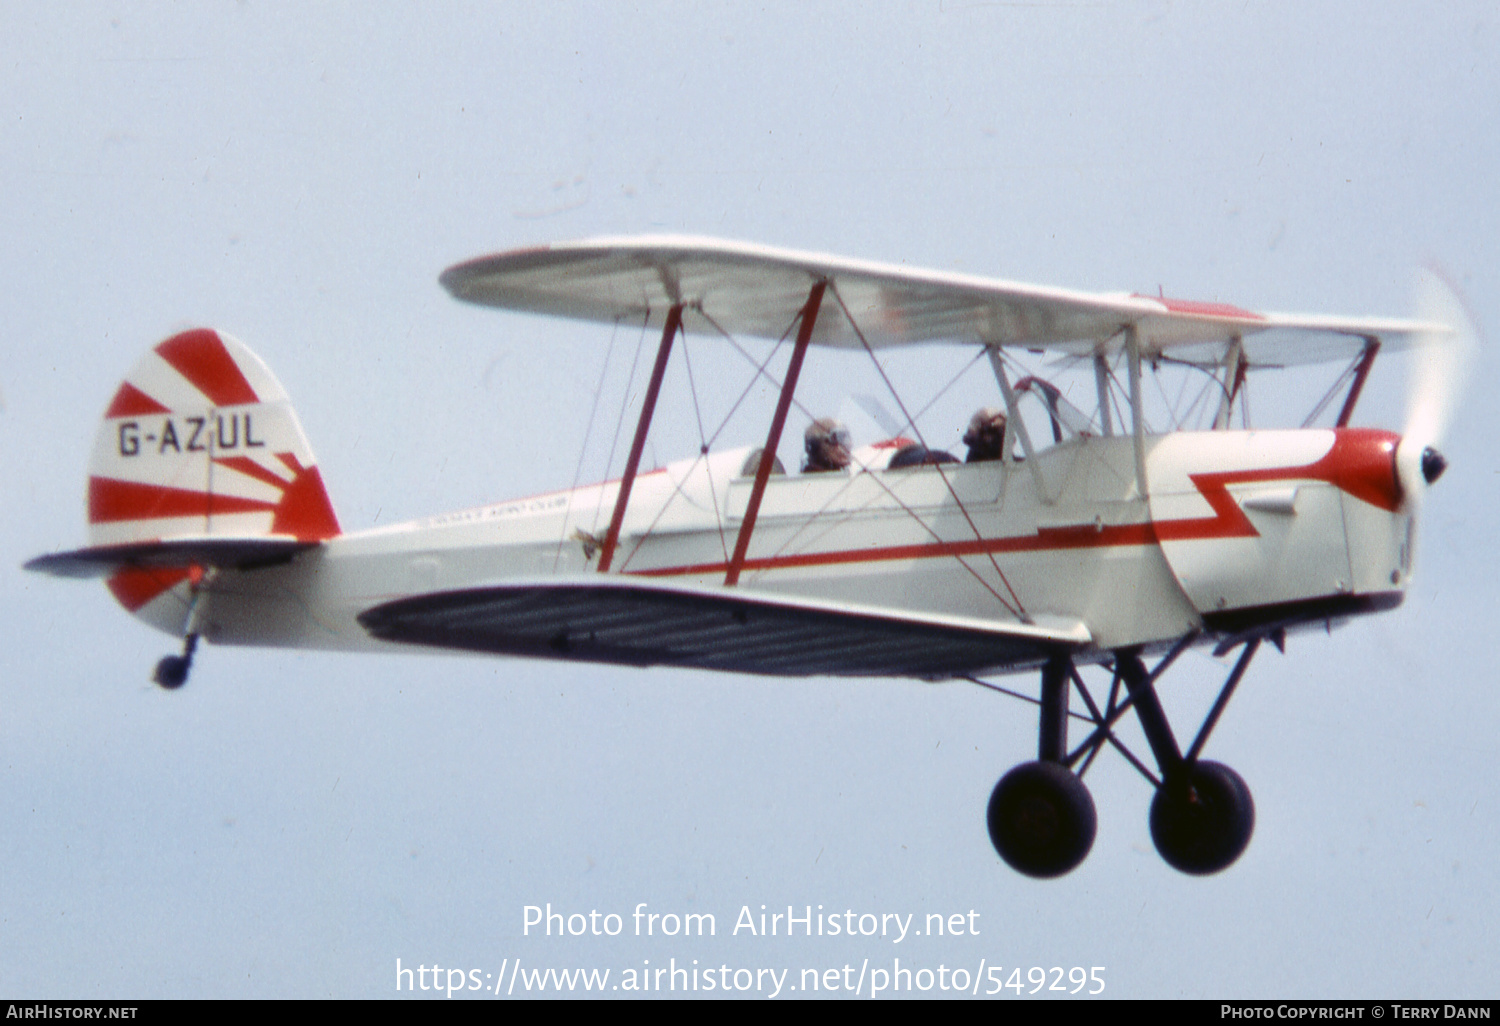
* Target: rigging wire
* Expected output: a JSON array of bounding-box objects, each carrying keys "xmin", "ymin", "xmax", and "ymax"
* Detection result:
[
  {"xmin": 666, "ymin": 300, "xmax": 1019, "ymax": 616},
  {"xmin": 958, "ymin": 674, "xmax": 1097, "ymax": 722},
  {"xmin": 618, "ymin": 306, "xmax": 803, "ymax": 574},
  {"xmin": 1105, "ymin": 357, "xmax": 1131, "ymax": 439},
  {"xmin": 615, "ymin": 318, "xmax": 741, "ymax": 574},
  {"xmin": 1149, "ymin": 355, "xmax": 1177, "ymax": 433},
  {"xmin": 1300, "ymin": 350, "xmax": 1363, "ymax": 428},
  {"xmin": 832, "ymin": 284, "xmax": 1029, "ymax": 620},
  {"xmin": 694, "ymin": 306, "xmax": 816, "ymax": 447},
  {"xmin": 677, "ymin": 332, "xmax": 732, "ymax": 565},
  {"xmin": 616, "ymin": 451, "xmax": 710, "ymax": 572},
  {"xmin": 555, "ymin": 315, "xmax": 622, "ymax": 570},
  {"xmin": 1145, "ymin": 354, "xmax": 1236, "ymax": 432},
  {"xmin": 743, "ymin": 440, "xmax": 1023, "ymax": 619},
  {"xmin": 960, "ymin": 667, "xmax": 1159, "ymax": 787},
  {"xmin": 907, "ymin": 347, "xmax": 990, "ymax": 431}
]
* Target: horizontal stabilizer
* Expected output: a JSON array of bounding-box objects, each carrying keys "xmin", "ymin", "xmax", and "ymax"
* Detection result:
[
  {"xmin": 358, "ymin": 579, "xmax": 1089, "ymax": 679},
  {"xmin": 25, "ymin": 537, "xmax": 315, "ymax": 579}
]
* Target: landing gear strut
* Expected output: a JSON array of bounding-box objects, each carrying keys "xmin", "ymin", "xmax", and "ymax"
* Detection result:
[
  {"xmin": 152, "ymin": 568, "xmax": 211, "ymax": 690},
  {"xmin": 986, "ymin": 655, "xmax": 1096, "ymax": 878},
  {"xmin": 980, "ymin": 635, "xmax": 1262, "ymax": 877},
  {"xmin": 1117, "ymin": 642, "xmax": 1257, "ymax": 875}
]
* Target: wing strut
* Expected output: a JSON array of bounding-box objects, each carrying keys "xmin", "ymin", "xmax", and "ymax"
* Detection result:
[
  {"xmin": 1334, "ymin": 337, "xmax": 1381, "ymax": 427},
  {"xmin": 725, "ymin": 281, "xmax": 826, "ymax": 585},
  {"xmin": 1092, "ymin": 352, "xmax": 1114, "ymax": 437},
  {"xmin": 1212, "ymin": 335, "xmax": 1246, "ymax": 430},
  {"xmin": 598, "ymin": 303, "xmax": 683, "ymax": 572},
  {"xmin": 1126, "ymin": 325, "xmax": 1150, "ymax": 498},
  {"xmin": 987, "ymin": 347, "xmax": 1047, "ymax": 501}
]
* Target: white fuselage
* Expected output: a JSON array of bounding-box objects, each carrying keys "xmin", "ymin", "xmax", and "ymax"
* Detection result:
[{"xmin": 177, "ymin": 426, "xmax": 1409, "ymax": 675}]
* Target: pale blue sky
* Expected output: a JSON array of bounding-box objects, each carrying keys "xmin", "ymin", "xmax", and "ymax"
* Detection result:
[{"xmin": 3, "ymin": 2, "xmax": 1497, "ymax": 998}]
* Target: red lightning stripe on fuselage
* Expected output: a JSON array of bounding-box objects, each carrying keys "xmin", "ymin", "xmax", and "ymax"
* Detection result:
[{"xmin": 628, "ymin": 429, "xmax": 1401, "ymax": 579}]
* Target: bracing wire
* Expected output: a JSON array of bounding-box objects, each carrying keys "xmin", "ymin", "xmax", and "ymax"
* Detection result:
[
  {"xmin": 555, "ymin": 316, "xmax": 622, "ymax": 570},
  {"xmin": 677, "ymin": 333, "xmax": 732, "ymax": 565},
  {"xmin": 830, "ymin": 284, "xmax": 1028, "ymax": 620}
]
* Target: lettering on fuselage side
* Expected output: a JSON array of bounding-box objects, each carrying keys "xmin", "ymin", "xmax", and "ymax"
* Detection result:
[{"xmin": 115, "ymin": 414, "xmax": 267, "ymax": 457}]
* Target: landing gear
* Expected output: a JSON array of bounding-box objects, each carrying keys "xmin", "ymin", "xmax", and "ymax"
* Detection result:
[
  {"xmin": 987, "ymin": 654, "xmax": 1096, "ymax": 878},
  {"xmin": 988, "ymin": 761, "xmax": 1095, "ymax": 878},
  {"xmin": 153, "ymin": 633, "xmax": 198, "ymax": 690},
  {"xmin": 978, "ymin": 635, "xmax": 1263, "ymax": 877},
  {"xmin": 152, "ymin": 569, "xmax": 211, "ymax": 690},
  {"xmin": 1117, "ymin": 638, "xmax": 1259, "ymax": 875},
  {"xmin": 1149, "ymin": 760, "xmax": 1255, "ymax": 875}
]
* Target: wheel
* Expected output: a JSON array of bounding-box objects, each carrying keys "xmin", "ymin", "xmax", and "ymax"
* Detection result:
[
  {"xmin": 987, "ymin": 761, "xmax": 1097, "ymax": 878},
  {"xmin": 1149, "ymin": 760, "xmax": 1255, "ymax": 875},
  {"xmin": 153, "ymin": 655, "xmax": 188, "ymax": 690}
]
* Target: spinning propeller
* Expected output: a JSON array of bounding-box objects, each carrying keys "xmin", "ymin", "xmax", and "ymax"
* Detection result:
[{"xmin": 1396, "ymin": 269, "xmax": 1477, "ymax": 509}]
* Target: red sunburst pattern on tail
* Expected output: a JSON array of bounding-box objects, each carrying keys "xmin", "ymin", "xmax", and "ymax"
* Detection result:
[
  {"xmin": 104, "ymin": 382, "xmax": 171, "ymax": 418},
  {"xmin": 88, "ymin": 454, "xmax": 341, "ymax": 541},
  {"xmin": 91, "ymin": 328, "xmax": 341, "ymax": 618},
  {"xmin": 154, "ymin": 328, "xmax": 261, "ymax": 406}
]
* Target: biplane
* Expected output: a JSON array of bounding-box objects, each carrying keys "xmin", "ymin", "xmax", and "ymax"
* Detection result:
[{"xmin": 26, "ymin": 236, "xmax": 1472, "ymax": 877}]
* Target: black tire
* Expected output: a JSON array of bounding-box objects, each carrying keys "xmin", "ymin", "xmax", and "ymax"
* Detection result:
[
  {"xmin": 987, "ymin": 761, "xmax": 1097, "ymax": 878},
  {"xmin": 1149, "ymin": 760, "xmax": 1255, "ymax": 875},
  {"xmin": 153, "ymin": 655, "xmax": 188, "ymax": 690}
]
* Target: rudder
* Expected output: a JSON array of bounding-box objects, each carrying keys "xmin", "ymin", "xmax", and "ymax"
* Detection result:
[{"xmin": 88, "ymin": 328, "xmax": 340, "ymax": 629}]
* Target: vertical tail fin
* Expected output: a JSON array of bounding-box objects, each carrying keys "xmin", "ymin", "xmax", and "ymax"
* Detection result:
[{"xmin": 88, "ymin": 328, "xmax": 339, "ymax": 627}]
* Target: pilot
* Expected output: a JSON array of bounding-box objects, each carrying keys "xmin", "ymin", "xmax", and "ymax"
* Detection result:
[
  {"xmin": 803, "ymin": 417, "xmax": 853, "ymax": 473},
  {"xmin": 963, "ymin": 406, "xmax": 1008, "ymax": 463}
]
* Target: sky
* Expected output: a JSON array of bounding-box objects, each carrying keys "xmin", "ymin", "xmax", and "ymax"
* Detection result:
[{"xmin": 2, "ymin": 1, "xmax": 1497, "ymax": 1000}]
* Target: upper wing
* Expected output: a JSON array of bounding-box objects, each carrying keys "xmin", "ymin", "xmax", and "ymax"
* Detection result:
[
  {"xmin": 441, "ymin": 235, "xmax": 1445, "ymax": 367},
  {"xmin": 357, "ymin": 577, "xmax": 1090, "ymax": 680}
]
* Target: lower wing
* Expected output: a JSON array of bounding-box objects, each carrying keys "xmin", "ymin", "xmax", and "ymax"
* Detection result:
[{"xmin": 357, "ymin": 578, "xmax": 1090, "ymax": 679}]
